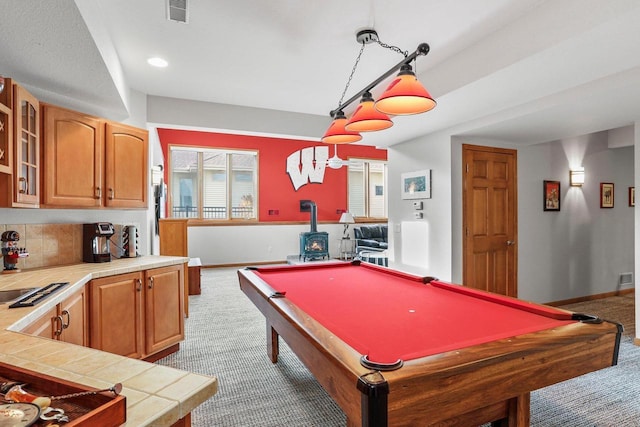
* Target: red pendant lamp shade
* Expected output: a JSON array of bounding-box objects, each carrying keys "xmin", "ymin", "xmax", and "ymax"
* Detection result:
[
  {"xmin": 321, "ymin": 111, "xmax": 362, "ymax": 144},
  {"xmin": 345, "ymin": 92, "xmax": 393, "ymax": 132},
  {"xmin": 375, "ymin": 64, "xmax": 436, "ymax": 115}
]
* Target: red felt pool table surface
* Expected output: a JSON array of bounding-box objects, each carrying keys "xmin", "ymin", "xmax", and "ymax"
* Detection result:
[
  {"xmin": 253, "ymin": 262, "xmax": 575, "ymax": 365},
  {"xmin": 239, "ymin": 261, "xmax": 622, "ymax": 427}
]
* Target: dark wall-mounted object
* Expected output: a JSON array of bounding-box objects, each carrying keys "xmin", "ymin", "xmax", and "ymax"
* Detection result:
[{"xmin": 300, "ymin": 200, "xmax": 312, "ymax": 212}]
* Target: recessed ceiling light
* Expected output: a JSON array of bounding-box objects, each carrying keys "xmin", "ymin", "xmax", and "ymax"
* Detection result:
[{"xmin": 148, "ymin": 57, "xmax": 168, "ymax": 68}]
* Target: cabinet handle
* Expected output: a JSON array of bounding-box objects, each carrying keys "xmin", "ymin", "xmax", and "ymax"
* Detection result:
[
  {"xmin": 96, "ymin": 186, "xmax": 102, "ymax": 199},
  {"xmin": 18, "ymin": 177, "xmax": 26, "ymax": 194},
  {"xmin": 53, "ymin": 315, "xmax": 64, "ymax": 337},
  {"xmin": 148, "ymin": 277, "xmax": 154, "ymax": 289},
  {"xmin": 61, "ymin": 310, "xmax": 71, "ymax": 329},
  {"xmin": 136, "ymin": 278, "xmax": 142, "ymax": 292},
  {"xmin": 108, "ymin": 188, "xmax": 114, "ymax": 200}
]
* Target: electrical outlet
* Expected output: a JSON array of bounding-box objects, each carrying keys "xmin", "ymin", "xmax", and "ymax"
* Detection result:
[
  {"xmin": 413, "ymin": 201, "xmax": 423, "ymax": 210},
  {"xmin": 414, "ymin": 212, "xmax": 423, "ymax": 219}
]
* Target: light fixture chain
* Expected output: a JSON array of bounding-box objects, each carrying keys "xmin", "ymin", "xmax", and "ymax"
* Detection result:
[
  {"xmin": 375, "ymin": 39, "xmax": 408, "ymax": 58},
  {"xmin": 337, "ymin": 42, "xmax": 366, "ymax": 107}
]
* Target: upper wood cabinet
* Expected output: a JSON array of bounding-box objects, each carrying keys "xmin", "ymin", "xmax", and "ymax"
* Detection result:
[
  {"xmin": 41, "ymin": 104, "xmax": 148, "ymax": 209},
  {"xmin": 105, "ymin": 122, "xmax": 148, "ymax": 208},
  {"xmin": 0, "ymin": 77, "xmax": 12, "ymax": 175},
  {"xmin": 0, "ymin": 80, "xmax": 40, "ymax": 208}
]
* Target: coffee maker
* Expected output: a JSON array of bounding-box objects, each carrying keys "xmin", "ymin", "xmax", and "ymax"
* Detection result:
[{"xmin": 83, "ymin": 223, "xmax": 115, "ymax": 263}]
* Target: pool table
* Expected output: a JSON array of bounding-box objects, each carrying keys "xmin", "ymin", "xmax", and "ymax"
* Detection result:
[{"xmin": 238, "ymin": 261, "xmax": 622, "ymax": 427}]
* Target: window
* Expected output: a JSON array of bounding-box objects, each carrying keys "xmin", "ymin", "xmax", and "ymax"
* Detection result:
[
  {"xmin": 169, "ymin": 147, "xmax": 257, "ymax": 220},
  {"xmin": 348, "ymin": 159, "xmax": 387, "ymax": 219}
]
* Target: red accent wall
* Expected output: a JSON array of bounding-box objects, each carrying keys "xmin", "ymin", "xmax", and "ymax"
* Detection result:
[{"xmin": 157, "ymin": 128, "xmax": 387, "ymax": 222}]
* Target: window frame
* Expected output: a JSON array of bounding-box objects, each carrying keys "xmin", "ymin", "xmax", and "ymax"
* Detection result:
[
  {"xmin": 167, "ymin": 145, "xmax": 259, "ymax": 222},
  {"xmin": 347, "ymin": 157, "xmax": 388, "ymax": 222}
]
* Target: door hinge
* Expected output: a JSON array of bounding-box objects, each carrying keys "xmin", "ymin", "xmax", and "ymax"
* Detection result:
[{"xmin": 466, "ymin": 163, "xmax": 469, "ymax": 173}]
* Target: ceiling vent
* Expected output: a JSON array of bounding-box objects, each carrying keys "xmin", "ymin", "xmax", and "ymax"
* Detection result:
[{"xmin": 167, "ymin": 0, "xmax": 188, "ymax": 23}]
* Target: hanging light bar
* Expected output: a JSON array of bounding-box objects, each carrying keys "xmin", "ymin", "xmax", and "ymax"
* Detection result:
[{"xmin": 322, "ymin": 29, "xmax": 435, "ymax": 143}]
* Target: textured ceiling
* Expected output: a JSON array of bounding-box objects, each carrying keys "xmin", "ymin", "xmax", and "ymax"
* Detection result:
[{"xmin": 2, "ymin": 0, "xmax": 640, "ymax": 147}]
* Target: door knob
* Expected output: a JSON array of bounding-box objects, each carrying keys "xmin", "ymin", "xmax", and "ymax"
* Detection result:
[{"xmin": 506, "ymin": 240, "xmax": 515, "ymax": 246}]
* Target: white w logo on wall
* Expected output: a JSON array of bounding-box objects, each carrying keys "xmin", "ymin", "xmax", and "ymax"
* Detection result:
[{"xmin": 286, "ymin": 146, "xmax": 329, "ymax": 191}]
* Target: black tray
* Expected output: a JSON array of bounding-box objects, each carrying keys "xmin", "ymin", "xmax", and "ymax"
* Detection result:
[{"xmin": 9, "ymin": 282, "xmax": 69, "ymax": 308}]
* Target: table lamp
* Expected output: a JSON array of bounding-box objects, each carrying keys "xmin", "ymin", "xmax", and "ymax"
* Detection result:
[{"xmin": 339, "ymin": 212, "xmax": 355, "ymax": 239}]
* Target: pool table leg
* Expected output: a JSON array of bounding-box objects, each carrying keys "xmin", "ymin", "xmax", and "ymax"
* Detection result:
[
  {"xmin": 266, "ymin": 321, "xmax": 279, "ymax": 363},
  {"xmin": 490, "ymin": 393, "xmax": 530, "ymax": 427}
]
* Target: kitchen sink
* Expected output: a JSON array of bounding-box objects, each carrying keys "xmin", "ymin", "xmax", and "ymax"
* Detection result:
[{"xmin": 0, "ymin": 288, "xmax": 39, "ymax": 304}]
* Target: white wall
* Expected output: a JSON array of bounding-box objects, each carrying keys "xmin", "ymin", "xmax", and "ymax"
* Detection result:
[
  {"xmin": 518, "ymin": 132, "xmax": 634, "ymax": 302},
  {"xmin": 386, "ymin": 132, "xmax": 453, "ymax": 281},
  {"xmin": 187, "ymin": 223, "xmax": 345, "ymax": 265},
  {"xmin": 384, "ymin": 129, "xmax": 634, "ymax": 304}
]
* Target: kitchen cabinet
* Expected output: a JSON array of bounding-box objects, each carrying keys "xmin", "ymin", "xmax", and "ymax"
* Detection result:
[
  {"xmin": 89, "ymin": 272, "xmax": 144, "ymax": 358},
  {"xmin": 159, "ymin": 218, "xmax": 190, "ymax": 316},
  {"xmin": 41, "ymin": 104, "xmax": 148, "ymax": 208},
  {"xmin": 0, "ymin": 77, "xmax": 12, "ymax": 175},
  {"xmin": 89, "ymin": 264, "xmax": 184, "ymax": 360},
  {"xmin": 105, "ymin": 122, "xmax": 148, "ymax": 208},
  {"xmin": 0, "ymin": 80, "xmax": 40, "ymax": 207},
  {"xmin": 21, "ymin": 287, "xmax": 88, "ymax": 346}
]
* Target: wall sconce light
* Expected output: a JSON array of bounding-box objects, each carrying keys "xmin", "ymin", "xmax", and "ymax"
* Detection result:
[
  {"xmin": 570, "ymin": 167, "xmax": 585, "ymax": 187},
  {"xmin": 321, "ymin": 29, "xmax": 436, "ymax": 144},
  {"xmin": 339, "ymin": 212, "xmax": 355, "ymax": 239}
]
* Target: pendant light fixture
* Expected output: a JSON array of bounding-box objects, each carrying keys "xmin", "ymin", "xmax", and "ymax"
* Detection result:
[
  {"xmin": 345, "ymin": 91, "xmax": 393, "ymax": 132},
  {"xmin": 322, "ymin": 29, "xmax": 435, "ymax": 144},
  {"xmin": 375, "ymin": 64, "xmax": 436, "ymax": 115},
  {"xmin": 321, "ymin": 111, "xmax": 362, "ymax": 144}
]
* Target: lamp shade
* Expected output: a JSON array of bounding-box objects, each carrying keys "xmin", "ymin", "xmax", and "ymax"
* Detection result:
[
  {"xmin": 339, "ymin": 212, "xmax": 355, "ymax": 224},
  {"xmin": 375, "ymin": 64, "xmax": 436, "ymax": 115},
  {"xmin": 322, "ymin": 111, "xmax": 362, "ymax": 144},
  {"xmin": 345, "ymin": 92, "xmax": 393, "ymax": 132}
]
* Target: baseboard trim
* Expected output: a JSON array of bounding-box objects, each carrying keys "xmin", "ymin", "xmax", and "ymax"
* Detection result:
[
  {"xmin": 202, "ymin": 261, "xmax": 287, "ymax": 269},
  {"xmin": 547, "ymin": 288, "xmax": 635, "ymax": 307}
]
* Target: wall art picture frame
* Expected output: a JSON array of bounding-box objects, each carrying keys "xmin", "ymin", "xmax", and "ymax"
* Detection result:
[
  {"xmin": 401, "ymin": 170, "xmax": 431, "ymax": 200},
  {"xmin": 600, "ymin": 182, "xmax": 614, "ymax": 208},
  {"xmin": 629, "ymin": 187, "xmax": 635, "ymax": 207},
  {"xmin": 543, "ymin": 180, "xmax": 561, "ymax": 211}
]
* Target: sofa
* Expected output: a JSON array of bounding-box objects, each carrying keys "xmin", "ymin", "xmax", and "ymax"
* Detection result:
[{"xmin": 354, "ymin": 224, "xmax": 388, "ymax": 254}]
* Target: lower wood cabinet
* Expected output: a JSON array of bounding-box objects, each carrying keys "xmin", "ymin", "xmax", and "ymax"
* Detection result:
[
  {"xmin": 21, "ymin": 287, "xmax": 88, "ymax": 346},
  {"xmin": 89, "ymin": 264, "xmax": 185, "ymax": 359}
]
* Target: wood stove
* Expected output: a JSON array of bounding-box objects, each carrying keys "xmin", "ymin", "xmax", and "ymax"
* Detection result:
[{"xmin": 299, "ymin": 201, "xmax": 329, "ymax": 261}]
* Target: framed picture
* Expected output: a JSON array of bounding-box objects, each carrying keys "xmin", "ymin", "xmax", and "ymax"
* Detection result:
[
  {"xmin": 629, "ymin": 187, "xmax": 635, "ymax": 207},
  {"xmin": 543, "ymin": 180, "xmax": 560, "ymax": 211},
  {"xmin": 600, "ymin": 183, "xmax": 614, "ymax": 208},
  {"xmin": 401, "ymin": 170, "xmax": 431, "ymax": 200}
]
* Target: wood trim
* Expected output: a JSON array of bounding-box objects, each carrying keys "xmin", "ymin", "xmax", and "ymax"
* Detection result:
[
  {"xmin": 186, "ymin": 219, "xmax": 388, "ymax": 227},
  {"xmin": 546, "ymin": 288, "xmax": 635, "ymax": 307}
]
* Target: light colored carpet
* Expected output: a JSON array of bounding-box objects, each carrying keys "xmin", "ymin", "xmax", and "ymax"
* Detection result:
[{"xmin": 157, "ymin": 268, "xmax": 640, "ymax": 426}]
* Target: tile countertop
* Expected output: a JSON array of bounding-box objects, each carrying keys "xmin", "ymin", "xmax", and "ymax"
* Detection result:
[{"xmin": 0, "ymin": 256, "xmax": 218, "ymax": 426}]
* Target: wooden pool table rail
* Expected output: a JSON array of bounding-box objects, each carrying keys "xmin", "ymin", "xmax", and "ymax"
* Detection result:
[{"xmin": 238, "ymin": 267, "xmax": 622, "ymax": 427}]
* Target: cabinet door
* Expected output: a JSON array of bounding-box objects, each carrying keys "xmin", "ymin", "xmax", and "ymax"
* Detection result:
[
  {"xmin": 21, "ymin": 306, "xmax": 57, "ymax": 339},
  {"xmin": 89, "ymin": 272, "xmax": 144, "ymax": 358},
  {"xmin": 13, "ymin": 84, "xmax": 39, "ymax": 206},
  {"xmin": 59, "ymin": 287, "xmax": 88, "ymax": 346},
  {"xmin": 42, "ymin": 104, "xmax": 104, "ymax": 207},
  {"xmin": 105, "ymin": 122, "xmax": 148, "ymax": 208},
  {"xmin": 0, "ymin": 78, "xmax": 12, "ymax": 175},
  {"xmin": 144, "ymin": 264, "xmax": 185, "ymax": 356}
]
